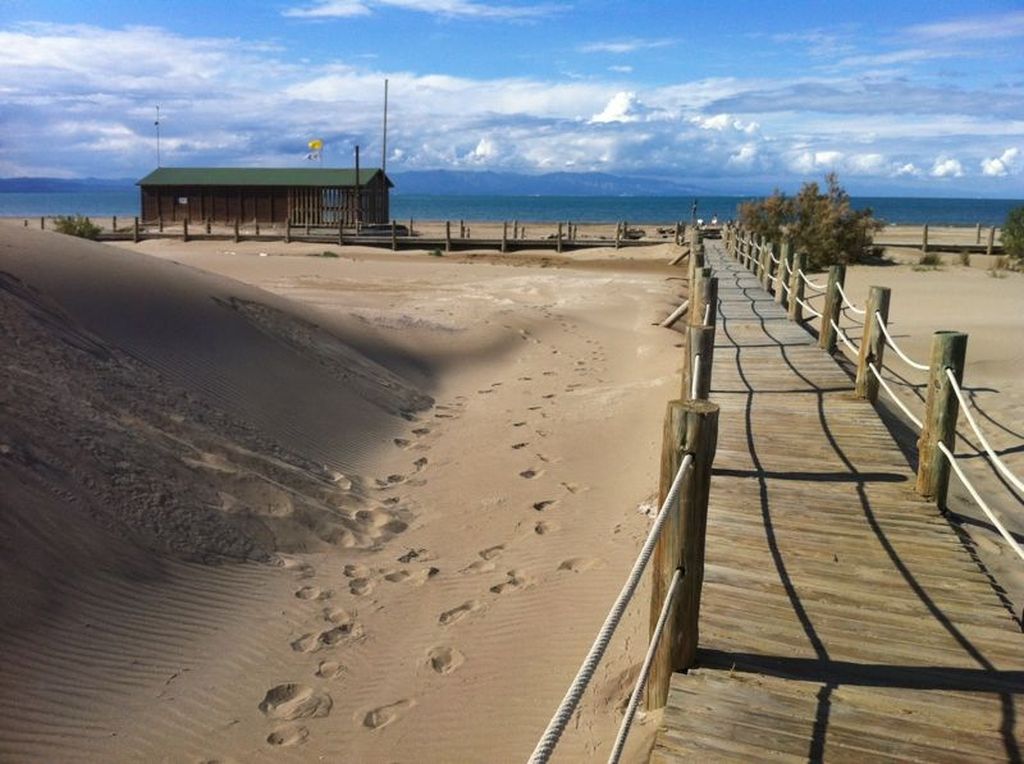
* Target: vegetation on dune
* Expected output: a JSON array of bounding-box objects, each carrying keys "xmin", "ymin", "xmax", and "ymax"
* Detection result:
[
  {"xmin": 1002, "ymin": 205, "xmax": 1024, "ymax": 262},
  {"xmin": 52, "ymin": 214, "xmax": 102, "ymax": 240},
  {"xmin": 738, "ymin": 173, "xmax": 882, "ymax": 270}
]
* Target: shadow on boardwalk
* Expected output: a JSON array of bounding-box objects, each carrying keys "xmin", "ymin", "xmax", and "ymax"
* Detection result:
[{"xmin": 652, "ymin": 241, "xmax": 1023, "ymax": 763}]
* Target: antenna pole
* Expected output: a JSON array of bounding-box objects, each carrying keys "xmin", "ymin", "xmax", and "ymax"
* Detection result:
[
  {"xmin": 381, "ymin": 78, "xmax": 389, "ymax": 174},
  {"xmin": 155, "ymin": 105, "xmax": 161, "ymax": 167}
]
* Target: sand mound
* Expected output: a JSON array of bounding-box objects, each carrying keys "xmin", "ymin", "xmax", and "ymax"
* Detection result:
[{"xmin": 0, "ymin": 228, "xmax": 432, "ymax": 627}]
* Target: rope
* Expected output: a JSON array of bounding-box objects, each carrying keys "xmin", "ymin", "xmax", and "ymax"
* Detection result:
[
  {"xmin": 835, "ymin": 282, "xmax": 866, "ymax": 315},
  {"xmin": 702, "ymin": 302, "xmax": 711, "ymax": 327},
  {"xmin": 945, "ymin": 368, "xmax": 1024, "ymax": 495},
  {"xmin": 796, "ymin": 297, "xmax": 823, "ymax": 319},
  {"xmin": 528, "ymin": 453, "xmax": 695, "ymax": 764},
  {"xmin": 875, "ymin": 313, "xmax": 930, "ymax": 371},
  {"xmin": 799, "ymin": 270, "xmax": 826, "ymax": 291},
  {"xmin": 607, "ymin": 568, "xmax": 682, "ymax": 764},
  {"xmin": 938, "ymin": 442, "xmax": 1024, "ymax": 562},
  {"xmin": 769, "ymin": 249, "xmax": 781, "ymax": 265},
  {"xmin": 779, "ymin": 279, "xmax": 791, "ymax": 295},
  {"xmin": 868, "ymin": 362, "xmax": 924, "ymax": 429},
  {"xmin": 691, "ymin": 353, "xmax": 703, "ymax": 399},
  {"xmin": 829, "ymin": 318, "xmax": 859, "ymax": 357}
]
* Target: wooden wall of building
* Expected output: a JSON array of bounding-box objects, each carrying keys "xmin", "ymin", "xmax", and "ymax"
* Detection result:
[{"xmin": 140, "ymin": 177, "xmax": 390, "ymax": 225}]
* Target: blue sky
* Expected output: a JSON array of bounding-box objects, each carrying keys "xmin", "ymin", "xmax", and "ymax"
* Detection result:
[{"xmin": 1, "ymin": 0, "xmax": 1023, "ymax": 196}]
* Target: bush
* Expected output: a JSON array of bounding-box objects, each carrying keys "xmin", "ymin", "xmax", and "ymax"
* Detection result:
[
  {"xmin": 53, "ymin": 214, "xmax": 102, "ymax": 240},
  {"xmin": 738, "ymin": 173, "xmax": 881, "ymax": 270},
  {"xmin": 1003, "ymin": 206, "xmax": 1024, "ymax": 260},
  {"xmin": 919, "ymin": 252, "xmax": 941, "ymax": 266}
]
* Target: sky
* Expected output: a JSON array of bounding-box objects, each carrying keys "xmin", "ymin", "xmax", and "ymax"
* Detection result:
[{"xmin": 1, "ymin": 0, "xmax": 1023, "ymax": 196}]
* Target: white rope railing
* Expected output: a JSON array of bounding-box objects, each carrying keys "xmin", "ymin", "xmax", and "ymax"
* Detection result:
[
  {"xmin": 835, "ymin": 282, "xmax": 866, "ymax": 315},
  {"xmin": 939, "ymin": 441, "xmax": 1024, "ymax": 562},
  {"xmin": 606, "ymin": 568, "xmax": 681, "ymax": 764},
  {"xmin": 702, "ymin": 302, "xmax": 711, "ymax": 327},
  {"xmin": 795, "ymin": 296, "xmax": 823, "ymax": 319},
  {"xmin": 691, "ymin": 353, "xmax": 703, "ymax": 399},
  {"xmin": 946, "ymin": 368, "xmax": 1024, "ymax": 495},
  {"xmin": 528, "ymin": 453, "xmax": 695, "ymax": 764},
  {"xmin": 868, "ymin": 362, "xmax": 924, "ymax": 429},
  {"xmin": 799, "ymin": 270, "xmax": 826, "ymax": 291},
  {"xmin": 830, "ymin": 318, "xmax": 859, "ymax": 357},
  {"xmin": 875, "ymin": 313, "xmax": 930, "ymax": 371},
  {"xmin": 769, "ymin": 249, "xmax": 781, "ymax": 265}
]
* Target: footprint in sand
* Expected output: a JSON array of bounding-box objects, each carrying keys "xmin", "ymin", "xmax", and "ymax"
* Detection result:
[
  {"xmin": 349, "ymin": 577, "xmax": 374, "ymax": 596},
  {"xmin": 291, "ymin": 620, "xmax": 364, "ymax": 652},
  {"xmin": 439, "ymin": 600, "xmax": 482, "ymax": 625},
  {"xmin": 259, "ymin": 684, "xmax": 333, "ymax": 720},
  {"xmin": 558, "ymin": 557, "xmax": 601, "ymax": 573},
  {"xmin": 413, "ymin": 457, "xmax": 428, "ymax": 471},
  {"xmin": 316, "ymin": 660, "xmax": 345, "ymax": 679},
  {"xmin": 295, "ymin": 585, "xmax": 331, "ymax": 601},
  {"xmin": 412, "ymin": 427, "xmax": 431, "ymax": 436},
  {"xmin": 344, "ymin": 563, "xmax": 370, "ymax": 578},
  {"xmin": 512, "ymin": 421, "xmax": 527, "ymax": 428},
  {"xmin": 461, "ymin": 559, "xmax": 496, "ymax": 574},
  {"xmin": 490, "ymin": 569, "xmax": 533, "ymax": 594},
  {"xmin": 532, "ymin": 500, "xmax": 556, "ymax": 512},
  {"xmin": 479, "ymin": 544, "xmax": 505, "ymax": 560},
  {"xmin": 361, "ymin": 699, "xmax": 415, "ymax": 730},
  {"xmin": 519, "ymin": 469, "xmax": 541, "ymax": 479},
  {"xmin": 393, "ymin": 438, "xmax": 411, "ymax": 448},
  {"xmin": 542, "ymin": 393, "xmax": 556, "ymax": 399},
  {"xmin": 427, "ymin": 646, "xmax": 465, "ymax": 675},
  {"xmin": 511, "ymin": 442, "xmax": 529, "ymax": 450},
  {"xmin": 534, "ymin": 520, "xmax": 558, "ymax": 535},
  {"xmin": 266, "ymin": 725, "xmax": 309, "ymax": 747},
  {"xmin": 274, "ymin": 555, "xmax": 315, "ymax": 579}
]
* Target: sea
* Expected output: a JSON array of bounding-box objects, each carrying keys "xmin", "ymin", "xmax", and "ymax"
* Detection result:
[{"xmin": 0, "ymin": 191, "xmax": 1021, "ymax": 227}]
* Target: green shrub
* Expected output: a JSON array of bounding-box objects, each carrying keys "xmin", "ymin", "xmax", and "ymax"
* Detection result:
[
  {"xmin": 738, "ymin": 172, "xmax": 881, "ymax": 270},
  {"xmin": 53, "ymin": 214, "xmax": 101, "ymax": 240},
  {"xmin": 958, "ymin": 251, "xmax": 971, "ymax": 266},
  {"xmin": 919, "ymin": 252, "xmax": 941, "ymax": 266},
  {"xmin": 1002, "ymin": 206, "xmax": 1024, "ymax": 260},
  {"xmin": 429, "ymin": 248, "xmax": 444, "ymax": 257}
]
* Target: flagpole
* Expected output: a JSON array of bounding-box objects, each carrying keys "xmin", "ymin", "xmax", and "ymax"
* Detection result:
[{"xmin": 155, "ymin": 105, "xmax": 161, "ymax": 167}]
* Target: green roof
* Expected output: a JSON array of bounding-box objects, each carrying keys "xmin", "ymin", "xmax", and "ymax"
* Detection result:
[{"xmin": 137, "ymin": 167, "xmax": 392, "ymax": 188}]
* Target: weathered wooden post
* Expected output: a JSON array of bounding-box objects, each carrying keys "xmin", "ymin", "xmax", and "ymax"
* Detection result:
[
  {"xmin": 922, "ymin": 223, "xmax": 929, "ymax": 254},
  {"xmin": 683, "ymin": 325, "xmax": 716, "ymax": 400},
  {"xmin": 513, "ymin": 220, "xmax": 519, "ymax": 240},
  {"xmin": 987, "ymin": 227, "xmax": 995, "ymax": 256},
  {"xmin": 788, "ymin": 251, "xmax": 807, "ymax": 322},
  {"xmin": 675, "ymin": 221, "xmax": 682, "ymax": 247},
  {"xmin": 133, "ymin": 216, "xmax": 140, "ymax": 243},
  {"xmin": 915, "ymin": 331, "xmax": 968, "ymax": 508},
  {"xmin": 285, "ymin": 219, "xmax": 292, "ymax": 243},
  {"xmin": 460, "ymin": 219, "xmax": 465, "ymax": 239},
  {"xmin": 391, "ymin": 219, "xmax": 398, "ymax": 251},
  {"xmin": 615, "ymin": 221, "xmax": 622, "ymax": 250},
  {"xmin": 774, "ymin": 239, "xmax": 791, "ymax": 306},
  {"xmin": 818, "ymin": 264, "xmax": 846, "ymax": 353},
  {"xmin": 761, "ymin": 238, "xmax": 775, "ymax": 290},
  {"xmin": 112, "ymin": 215, "xmax": 118, "ymax": 232},
  {"xmin": 206, "ymin": 218, "xmax": 212, "ymax": 235},
  {"xmin": 445, "ymin": 220, "xmax": 452, "ymax": 253},
  {"xmin": 501, "ymin": 221, "xmax": 508, "ymax": 253},
  {"xmin": 233, "ymin": 218, "xmax": 240, "ymax": 243},
  {"xmin": 337, "ymin": 216, "xmax": 343, "ymax": 246},
  {"xmin": 689, "ymin": 274, "xmax": 718, "ymax": 333},
  {"xmin": 158, "ymin": 216, "xmax": 164, "ymax": 233},
  {"xmin": 182, "ymin": 218, "xmax": 190, "ymax": 243},
  {"xmin": 40, "ymin": 216, "xmax": 45, "ymax": 230},
  {"xmin": 855, "ymin": 286, "xmax": 892, "ymax": 403},
  {"xmin": 556, "ymin": 222, "xmax": 563, "ymax": 253},
  {"xmin": 409, "ymin": 218, "xmax": 414, "ymax": 236},
  {"xmin": 254, "ymin": 219, "xmax": 260, "ymax": 236},
  {"xmin": 976, "ymin": 222, "xmax": 982, "ymax": 244},
  {"xmin": 646, "ymin": 398, "xmax": 720, "ymax": 710}
]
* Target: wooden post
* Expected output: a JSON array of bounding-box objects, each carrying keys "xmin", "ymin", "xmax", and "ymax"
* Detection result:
[
  {"xmin": 182, "ymin": 218, "xmax": 189, "ymax": 243},
  {"xmin": 158, "ymin": 216, "xmax": 164, "ymax": 233},
  {"xmin": 206, "ymin": 218, "xmax": 212, "ymax": 235},
  {"xmin": 556, "ymin": 222, "xmax": 563, "ymax": 253},
  {"xmin": 976, "ymin": 222, "xmax": 982, "ymax": 244},
  {"xmin": 391, "ymin": 219, "xmax": 398, "ymax": 251},
  {"xmin": 646, "ymin": 399, "xmax": 719, "ymax": 710},
  {"xmin": 460, "ymin": 219, "xmax": 465, "ymax": 239},
  {"xmin": 445, "ymin": 220, "xmax": 452, "ymax": 253},
  {"xmin": 760, "ymin": 238, "xmax": 774, "ymax": 290},
  {"xmin": 615, "ymin": 222, "xmax": 621, "ymax": 250},
  {"xmin": 409, "ymin": 218, "xmax": 414, "ymax": 236},
  {"xmin": 112, "ymin": 215, "xmax": 118, "ymax": 232},
  {"xmin": 40, "ymin": 216, "xmax": 45, "ymax": 230},
  {"xmin": 818, "ymin": 264, "xmax": 846, "ymax": 353},
  {"xmin": 987, "ymin": 227, "xmax": 995, "ymax": 256},
  {"xmin": 233, "ymin": 218, "xmax": 240, "ymax": 243},
  {"xmin": 285, "ymin": 220, "xmax": 291, "ymax": 243},
  {"xmin": 788, "ymin": 251, "xmax": 807, "ymax": 322},
  {"xmin": 689, "ymin": 275, "xmax": 718, "ymax": 330},
  {"xmin": 855, "ymin": 286, "xmax": 891, "ymax": 403},
  {"xmin": 132, "ymin": 216, "xmax": 140, "ymax": 243},
  {"xmin": 675, "ymin": 221, "xmax": 682, "ymax": 247},
  {"xmin": 683, "ymin": 325, "xmax": 716, "ymax": 400},
  {"xmin": 922, "ymin": 224, "xmax": 929, "ymax": 253},
  {"xmin": 255, "ymin": 219, "xmax": 260, "ymax": 236},
  {"xmin": 774, "ymin": 239, "xmax": 790, "ymax": 306},
  {"xmin": 337, "ymin": 216, "xmax": 343, "ymax": 246},
  {"xmin": 513, "ymin": 220, "xmax": 519, "ymax": 240},
  {"xmin": 915, "ymin": 331, "xmax": 968, "ymax": 508},
  {"xmin": 501, "ymin": 221, "xmax": 508, "ymax": 253}
]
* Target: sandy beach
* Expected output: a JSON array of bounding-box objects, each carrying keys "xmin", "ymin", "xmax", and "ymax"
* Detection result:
[{"xmin": 1, "ymin": 220, "xmax": 1021, "ymax": 762}]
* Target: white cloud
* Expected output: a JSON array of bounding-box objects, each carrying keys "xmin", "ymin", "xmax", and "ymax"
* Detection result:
[
  {"xmin": 578, "ymin": 38, "xmax": 673, "ymax": 54},
  {"xmin": 608, "ymin": 65, "xmax": 633, "ymax": 74},
  {"xmin": 691, "ymin": 113, "xmax": 759, "ymax": 134},
  {"xmin": 726, "ymin": 144, "xmax": 759, "ymax": 170},
  {"xmin": 980, "ymin": 147, "xmax": 1020, "ymax": 177},
  {"xmin": 845, "ymin": 153, "xmax": 887, "ymax": 175},
  {"xmin": 907, "ymin": 10, "xmax": 1024, "ymax": 41},
  {"xmin": 931, "ymin": 156, "xmax": 964, "ymax": 178},
  {"xmin": 284, "ymin": 0, "xmax": 558, "ymax": 20},
  {"xmin": 590, "ymin": 92, "xmax": 647, "ymax": 124},
  {"xmin": 893, "ymin": 162, "xmax": 921, "ymax": 177}
]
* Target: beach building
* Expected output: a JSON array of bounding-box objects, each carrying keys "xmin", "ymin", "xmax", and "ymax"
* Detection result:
[{"xmin": 137, "ymin": 167, "xmax": 393, "ymax": 226}]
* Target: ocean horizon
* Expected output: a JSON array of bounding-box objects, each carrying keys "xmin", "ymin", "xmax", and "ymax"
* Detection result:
[{"xmin": 1, "ymin": 190, "xmax": 1021, "ymax": 227}]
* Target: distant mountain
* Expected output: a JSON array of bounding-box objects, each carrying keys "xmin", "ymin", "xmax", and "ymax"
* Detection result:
[
  {"xmin": 389, "ymin": 170, "xmax": 707, "ymax": 197},
  {"xmin": 0, "ymin": 177, "xmax": 135, "ymax": 192}
]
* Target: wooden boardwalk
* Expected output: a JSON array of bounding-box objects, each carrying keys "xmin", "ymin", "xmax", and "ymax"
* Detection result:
[{"xmin": 651, "ymin": 241, "xmax": 1024, "ymax": 762}]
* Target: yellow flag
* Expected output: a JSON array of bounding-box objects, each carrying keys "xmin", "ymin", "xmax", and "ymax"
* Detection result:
[{"xmin": 308, "ymin": 138, "xmax": 324, "ymax": 151}]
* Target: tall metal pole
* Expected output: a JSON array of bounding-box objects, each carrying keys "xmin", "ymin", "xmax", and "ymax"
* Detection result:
[
  {"xmin": 354, "ymin": 144, "xmax": 361, "ymax": 228},
  {"xmin": 155, "ymin": 105, "xmax": 161, "ymax": 167},
  {"xmin": 381, "ymin": 78, "xmax": 389, "ymax": 174}
]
